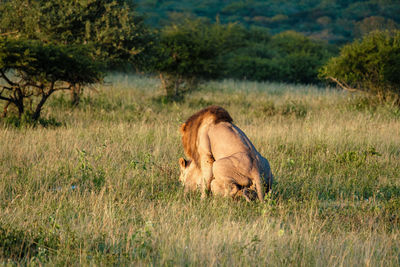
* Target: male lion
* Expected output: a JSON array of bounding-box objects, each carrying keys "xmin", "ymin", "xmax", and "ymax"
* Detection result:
[{"xmin": 179, "ymin": 106, "xmax": 273, "ymax": 201}]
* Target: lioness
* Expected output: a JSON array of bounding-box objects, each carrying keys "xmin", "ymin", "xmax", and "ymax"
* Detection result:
[{"xmin": 179, "ymin": 106, "xmax": 273, "ymax": 201}]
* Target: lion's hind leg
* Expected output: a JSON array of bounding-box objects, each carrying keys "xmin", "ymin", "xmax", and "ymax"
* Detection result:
[
  {"xmin": 211, "ymin": 178, "xmax": 241, "ymax": 198},
  {"xmin": 212, "ymin": 158, "xmax": 253, "ymax": 199}
]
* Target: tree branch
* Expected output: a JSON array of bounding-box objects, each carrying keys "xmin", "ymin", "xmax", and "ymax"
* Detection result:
[
  {"xmin": 22, "ymin": 82, "xmax": 43, "ymax": 90},
  {"xmin": 25, "ymin": 92, "xmax": 34, "ymax": 98},
  {"xmin": 49, "ymin": 81, "xmax": 55, "ymax": 94},
  {"xmin": 0, "ymin": 95, "xmax": 13, "ymax": 102},
  {"xmin": 327, "ymin": 76, "xmax": 363, "ymax": 93},
  {"xmin": 0, "ymin": 86, "xmax": 13, "ymax": 91},
  {"xmin": 0, "ymin": 31, "xmax": 19, "ymax": 36},
  {"xmin": 0, "ymin": 70, "xmax": 17, "ymax": 86},
  {"xmin": 53, "ymin": 87, "xmax": 73, "ymax": 91},
  {"xmin": 0, "ymin": 86, "xmax": 12, "ymax": 95}
]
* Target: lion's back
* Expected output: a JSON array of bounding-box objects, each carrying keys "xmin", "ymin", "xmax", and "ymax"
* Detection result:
[{"xmin": 181, "ymin": 106, "xmax": 233, "ymax": 165}]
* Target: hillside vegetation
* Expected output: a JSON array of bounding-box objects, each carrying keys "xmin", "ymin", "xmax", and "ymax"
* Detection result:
[
  {"xmin": 2, "ymin": 0, "xmax": 400, "ymax": 92},
  {"xmin": 1, "ymin": 76, "xmax": 399, "ymax": 265},
  {"xmin": 136, "ymin": 0, "xmax": 400, "ymax": 43}
]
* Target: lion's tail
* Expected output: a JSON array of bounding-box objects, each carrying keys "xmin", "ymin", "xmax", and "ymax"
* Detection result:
[{"xmin": 253, "ymin": 172, "xmax": 265, "ymax": 202}]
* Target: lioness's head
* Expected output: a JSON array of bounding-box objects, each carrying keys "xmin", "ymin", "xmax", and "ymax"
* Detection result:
[{"xmin": 178, "ymin": 157, "xmax": 201, "ymax": 191}]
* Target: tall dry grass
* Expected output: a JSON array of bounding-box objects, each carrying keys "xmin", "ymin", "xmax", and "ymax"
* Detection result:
[{"xmin": 1, "ymin": 74, "xmax": 399, "ymax": 265}]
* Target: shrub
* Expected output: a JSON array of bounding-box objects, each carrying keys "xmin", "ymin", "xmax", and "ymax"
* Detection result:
[
  {"xmin": 150, "ymin": 18, "xmax": 245, "ymax": 98},
  {"xmin": 319, "ymin": 30, "xmax": 400, "ymax": 103}
]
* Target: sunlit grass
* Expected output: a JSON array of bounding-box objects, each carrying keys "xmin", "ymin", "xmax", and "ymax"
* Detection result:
[{"xmin": 1, "ymin": 74, "xmax": 399, "ymax": 265}]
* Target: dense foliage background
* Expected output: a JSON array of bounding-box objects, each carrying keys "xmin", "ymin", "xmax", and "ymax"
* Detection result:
[
  {"xmin": 1, "ymin": 0, "xmax": 399, "ymax": 87},
  {"xmin": 0, "ymin": 0, "xmax": 151, "ymax": 68},
  {"xmin": 135, "ymin": 0, "xmax": 400, "ymax": 44},
  {"xmin": 0, "ymin": 0, "xmax": 400, "ymax": 117}
]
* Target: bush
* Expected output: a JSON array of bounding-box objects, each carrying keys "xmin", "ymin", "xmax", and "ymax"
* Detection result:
[
  {"xmin": 319, "ymin": 30, "xmax": 400, "ymax": 103},
  {"xmin": 150, "ymin": 18, "xmax": 245, "ymax": 98}
]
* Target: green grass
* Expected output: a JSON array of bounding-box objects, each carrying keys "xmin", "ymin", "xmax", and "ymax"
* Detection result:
[{"xmin": 1, "ymin": 74, "xmax": 400, "ymax": 265}]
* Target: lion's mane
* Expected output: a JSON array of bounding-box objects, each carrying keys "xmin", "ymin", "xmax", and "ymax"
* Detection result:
[{"xmin": 180, "ymin": 106, "xmax": 233, "ymax": 166}]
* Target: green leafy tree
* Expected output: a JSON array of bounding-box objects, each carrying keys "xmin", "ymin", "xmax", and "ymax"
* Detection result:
[
  {"xmin": 0, "ymin": 0, "xmax": 151, "ymax": 105},
  {"xmin": 0, "ymin": 38, "xmax": 103, "ymax": 121},
  {"xmin": 151, "ymin": 18, "xmax": 245, "ymax": 98},
  {"xmin": 319, "ymin": 30, "xmax": 400, "ymax": 103},
  {"xmin": 0, "ymin": 0, "xmax": 149, "ymax": 66}
]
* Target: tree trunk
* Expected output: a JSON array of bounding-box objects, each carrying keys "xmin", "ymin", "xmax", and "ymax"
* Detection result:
[
  {"xmin": 2, "ymin": 101, "xmax": 10, "ymax": 118},
  {"xmin": 160, "ymin": 73, "xmax": 181, "ymax": 98},
  {"xmin": 32, "ymin": 93, "xmax": 50, "ymax": 121},
  {"xmin": 159, "ymin": 73, "xmax": 167, "ymax": 93},
  {"xmin": 16, "ymin": 99, "xmax": 24, "ymax": 118},
  {"xmin": 13, "ymin": 87, "xmax": 25, "ymax": 118},
  {"xmin": 174, "ymin": 77, "xmax": 179, "ymax": 97},
  {"xmin": 70, "ymin": 84, "xmax": 81, "ymax": 106}
]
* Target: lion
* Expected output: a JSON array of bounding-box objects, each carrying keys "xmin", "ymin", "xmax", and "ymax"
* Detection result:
[
  {"xmin": 178, "ymin": 157, "xmax": 264, "ymax": 202},
  {"xmin": 179, "ymin": 106, "xmax": 273, "ymax": 201}
]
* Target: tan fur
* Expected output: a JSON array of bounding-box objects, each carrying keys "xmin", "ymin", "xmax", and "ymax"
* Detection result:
[
  {"xmin": 178, "ymin": 156, "xmax": 272, "ymax": 202},
  {"xmin": 181, "ymin": 106, "xmax": 232, "ymax": 167},
  {"xmin": 179, "ymin": 106, "xmax": 273, "ymax": 201}
]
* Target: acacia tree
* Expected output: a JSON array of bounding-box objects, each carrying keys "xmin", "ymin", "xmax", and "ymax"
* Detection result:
[
  {"xmin": 0, "ymin": 0, "xmax": 150, "ymax": 105},
  {"xmin": 0, "ymin": 38, "xmax": 103, "ymax": 120},
  {"xmin": 0, "ymin": 0, "xmax": 148, "ymax": 63}
]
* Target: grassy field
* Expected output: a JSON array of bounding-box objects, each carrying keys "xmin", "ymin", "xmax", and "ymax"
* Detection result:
[{"xmin": 1, "ymin": 74, "xmax": 400, "ymax": 266}]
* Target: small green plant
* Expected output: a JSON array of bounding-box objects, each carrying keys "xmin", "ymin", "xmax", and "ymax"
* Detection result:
[
  {"xmin": 130, "ymin": 221, "xmax": 154, "ymax": 259},
  {"xmin": 335, "ymin": 146, "xmax": 381, "ymax": 165},
  {"xmin": 0, "ymin": 223, "xmax": 59, "ymax": 261},
  {"xmin": 279, "ymin": 100, "xmax": 308, "ymax": 118},
  {"xmin": 261, "ymin": 191, "xmax": 278, "ymax": 215},
  {"xmin": 129, "ymin": 152, "xmax": 154, "ymax": 171},
  {"xmin": 74, "ymin": 149, "xmax": 106, "ymax": 191}
]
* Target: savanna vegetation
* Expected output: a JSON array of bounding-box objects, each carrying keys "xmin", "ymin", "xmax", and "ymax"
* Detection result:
[
  {"xmin": 0, "ymin": 0, "xmax": 150, "ymax": 67},
  {"xmin": 1, "ymin": 75, "xmax": 400, "ymax": 265},
  {"xmin": 1, "ymin": 0, "xmax": 400, "ymax": 265},
  {"xmin": 1, "ymin": 0, "xmax": 399, "ymax": 105},
  {"xmin": 135, "ymin": 0, "xmax": 400, "ymax": 43},
  {"xmin": 320, "ymin": 30, "xmax": 400, "ymax": 103}
]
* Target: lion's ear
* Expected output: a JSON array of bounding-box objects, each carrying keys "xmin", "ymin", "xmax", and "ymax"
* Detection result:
[
  {"xmin": 179, "ymin": 123, "xmax": 186, "ymax": 134},
  {"xmin": 179, "ymin": 157, "xmax": 187, "ymax": 169}
]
